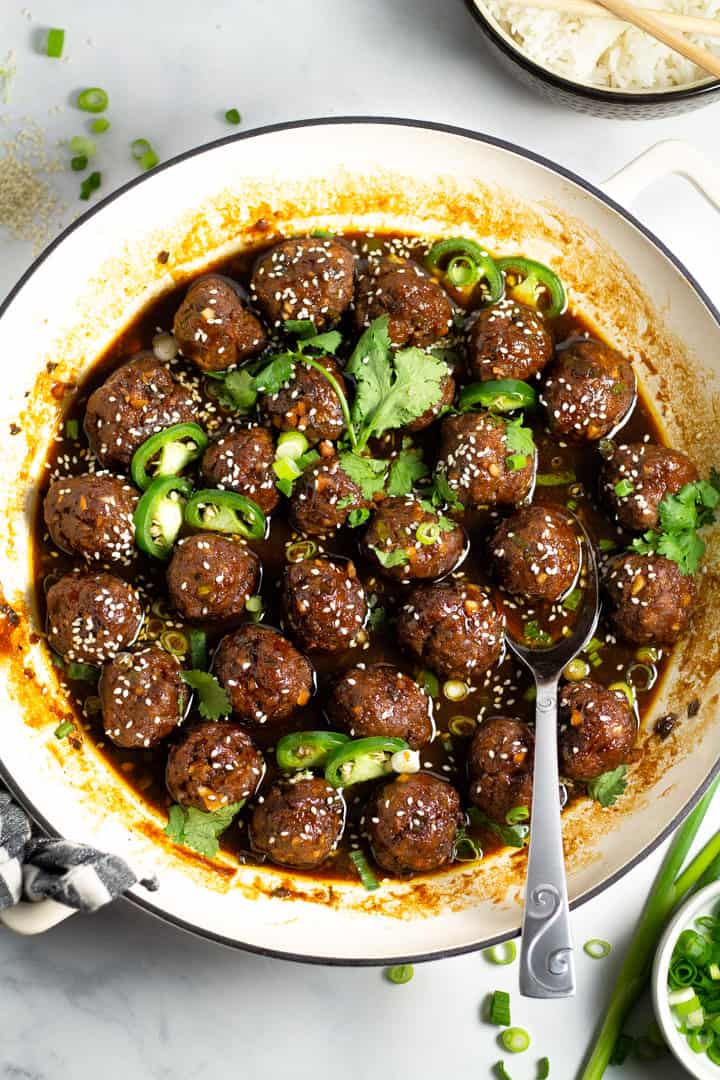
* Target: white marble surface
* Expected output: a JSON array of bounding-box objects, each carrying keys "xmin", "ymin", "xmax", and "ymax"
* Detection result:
[{"xmin": 1, "ymin": 1, "xmax": 719, "ymax": 1077}]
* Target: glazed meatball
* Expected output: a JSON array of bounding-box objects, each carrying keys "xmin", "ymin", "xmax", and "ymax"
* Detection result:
[
  {"xmin": 437, "ymin": 412, "xmax": 535, "ymax": 509},
  {"xmin": 166, "ymin": 533, "xmax": 259, "ymax": 623},
  {"xmin": 282, "ymin": 557, "xmax": 367, "ymax": 653},
  {"xmin": 354, "ymin": 257, "xmax": 453, "ymax": 347},
  {"xmin": 289, "ymin": 455, "xmax": 367, "ymax": 535},
  {"xmin": 84, "ymin": 353, "xmax": 195, "ymax": 468},
  {"xmin": 214, "ymin": 624, "xmax": 314, "ymax": 727},
  {"xmin": 326, "ymin": 664, "xmax": 434, "ymax": 749},
  {"xmin": 100, "ymin": 646, "xmax": 186, "ymax": 749},
  {"xmin": 46, "ymin": 572, "xmax": 143, "ymax": 664},
  {"xmin": 201, "ymin": 426, "xmax": 279, "ymax": 515},
  {"xmin": 601, "ymin": 442, "xmax": 698, "ymax": 531},
  {"xmin": 251, "ymin": 237, "xmax": 355, "ymax": 329},
  {"xmin": 491, "ymin": 505, "xmax": 580, "ymax": 602},
  {"xmin": 468, "ymin": 717, "xmax": 534, "ymax": 825},
  {"xmin": 259, "ymin": 357, "xmax": 346, "ymax": 443},
  {"xmin": 166, "ymin": 722, "xmax": 264, "ymax": 812},
  {"xmin": 43, "ymin": 473, "xmax": 137, "ymax": 564},
  {"xmin": 173, "ymin": 275, "xmax": 267, "ymax": 372},
  {"xmin": 397, "ymin": 581, "xmax": 504, "ymax": 681},
  {"xmin": 467, "ymin": 299, "xmax": 553, "ymax": 382},
  {"xmin": 558, "ymin": 680, "xmax": 637, "ymax": 781},
  {"xmin": 604, "ymin": 553, "xmax": 696, "ymax": 645},
  {"xmin": 405, "ymin": 370, "xmax": 456, "ymax": 432},
  {"xmin": 249, "ymin": 777, "xmax": 345, "ymax": 869},
  {"xmin": 365, "ymin": 773, "xmax": 462, "ymax": 874},
  {"xmin": 361, "ymin": 497, "xmax": 467, "ymax": 583},
  {"xmin": 541, "ymin": 340, "xmax": 636, "ymax": 442}
]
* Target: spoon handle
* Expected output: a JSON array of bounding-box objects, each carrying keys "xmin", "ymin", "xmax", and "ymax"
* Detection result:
[{"xmin": 519, "ymin": 675, "xmax": 575, "ymax": 998}]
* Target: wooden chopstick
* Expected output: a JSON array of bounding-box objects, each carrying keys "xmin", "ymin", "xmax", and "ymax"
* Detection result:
[
  {"xmin": 515, "ymin": 0, "xmax": 720, "ymax": 39},
  {"xmin": 590, "ymin": 0, "xmax": 720, "ymax": 76}
]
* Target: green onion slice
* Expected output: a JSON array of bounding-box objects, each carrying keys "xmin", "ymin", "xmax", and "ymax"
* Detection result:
[
  {"xmin": 79, "ymin": 171, "xmax": 101, "ymax": 201},
  {"xmin": 489, "ymin": 989, "xmax": 511, "ymax": 1026},
  {"xmin": 500, "ymin": 1027, "xmax": 531, "ymax": 1054},
  {"xmin": 386, "ymin": 964, "xmax": 414, "ymax": 984},
  {"xmin": 506, "ymin": 806, "xmax": 530, "ymax": 825},
  {"xmin": 276, "ymin": 430, "xmax": 310, "ymax": 461},
  {"xmin": 46, "ymin": 28, "xmax": 65, "ymax": 58},
  {"xmin": 536, "ymin": 470, "xmax": 576, "ymax": 487},
  {"xmin": 71, "ymin": 156, "xmax": 88, "ymax": 172},
  {"xmin": 416, "ymin": 669, "xmax": 440, "ymax": 698},
  {"xmin": 54, "ymin": 720, "xmax": 74, "ymax": 739},
  {"xmin": 69, "ymin": 135, "xmax": 96, "ymax": 158},
  {"xmin": 225, "ymin": 108, "xmax": 242, "ymax": 125},
  {"xmin": 91, "ymin": 117, "xmax": 110, "ymax": 133},
  {"xmin": 484, "ymin": 941, "xmax": 517, "ymax": 966},
  {"xmin": 537, "ymin": 1057, "xmax": 550, "ymax": 1079},
  {"xmin": 494, "ymin": 1064, "xmax": 513, "ymax": 1080},
  {"xmin": 584, "ymin": 938, "xmax": 612, "ymax": 959},
  {"xmin": 77, "ymin": 87, "xmax": 108, "ymax": 112},
  {"xmin": 285, "ymin": 539, "xmax": 317, "ymax": 563},
  {"xmin": 416, "ymin": 521, "xmax": 441, "ymax": 546}
]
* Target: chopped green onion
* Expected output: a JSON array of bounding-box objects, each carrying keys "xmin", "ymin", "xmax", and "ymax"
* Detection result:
[
  {"xmin": 501, "ymin": 1027, "xmax": 531, "ymax": 1054},
  {"xmin": 65, "ymin": 418, "xmax": 79, "ymax": 440},
  {"xmin": 609, "ymin": 681, "xmax": 635, "ymax": 708},
  {"xmin": 535, "ymin": 471, "xmax": 576, "ymax": 487},
  {"xmin": 584, "ymin": 938, "xmax": 611, "ymax": 959},
  {"xmin": 159, "ymin": 629, "xmax": 188, "ymax": 657},
  {"xmin": 245, "ymin": 595, "xmax": 263, "ymax": 613},
  {"xmin": 598, "ymin": 538, "xmax": 617, "ymax": 552},
  {"xmin": 285, "ymin": 539, "xmax": 317, "ymax": 563},
  {"xmin": 708, "ymin": 1043, "xmax": 720, "ymax": 1065},
  {"xmin": 77, "ymin": 87, "xmax": 109, "ymax": 113},
  {"xmin": 79, "ymin": 171, "xmax": 101, "ymax": 201},
  {"xmin": 71, "ymin": 156, "xmax": 88, "ymax": 172},
  {"xmin": 710, "ymin": 962, "xmax": 720, "ymax": 980},
  {"xmin": 635, "ymin": 645, "xmax": 659, "ymax": 663},
  {"xmin": 506, "ymin": 454, "xmax": 528, "ymax": 472},
  {"xmin": 537, "ymin": 1058, "xmax": 550, "ymax": 1079},
  {"xmin": 189, "ymin": 629, "xmax": 208, "ymax": 671},
  {"xmin": 489, "ymin": 989, "xmax": 511, "ymax": 1026},
  {"xmin": 494, "ymin": 1063, "xmax": 513, "ymax": 1080},
  {"xmin": 69, "ymin": 135, "xmax": 96, "ymax": 158},
  {"xmin": 506, "ymin": 806, "xmax": 530, "ymax": 825},
  {"xmin": 91, "ymin": 117, "xmax": 110, "ymax": 133},
  {"xmin": 46, "ymin": 28, "xmax": 65, "ymax": 58},
  {"xmin": 564, "ymin": 658, "xmax": 590, "ymax": 682},
  {"xmin": 274, "ymin": 457, "xmax": 302, "ymax": 483},
  {"xmin": 66, "ymin": 661, "xmax": 99, "ymax": 682},
  {"xmin": 453, "ymin": 827, "xmax": 482, "ymax": 862},
  {"xmin": 443, "ymin": 679, "xmax": 468, "ymax": 702},
  {"xmin": 626, "ymin": 661, "xmax": 656, "ymax": 692},
  {"xmin": 132, "ymin": 139, "xmax": 159, "ymax": 170},
  {"xmin": 614, "ymin": 478, "xmax": 634, "ymax": 498},
  {"xmin": 448, "ymin": 715, "xmax": 476, "ymax": 738},
  {"xmin": 54, "ymin": 720, "xmax": 74, "ymax": 739},
  {"xmin": 276, "ymin": 430, "xmax": 310, "ymax": 460},
  {"xmin": 485, "ymin": 941, "xmax": 517, "ymax": 966},
  {"xmin": 608, "ymin": 1034, "xmax": 634, "ymax": 1065},
  {"xmin": 140, "ymin": 149, "xmax": 158, "ymax": 170},
  {"xmin": 416, "ymin": 521, "xmax": 441, "ymax": 546},
  {"xmin": 349, "ymin": 849, "xmax": 379, "ymax": 891},
  {"xmin": 562, "ymin": 588, "xmax": 583, "ymax": 613},
  {"xmin": 523, "ymin": 685, "xmax": 537, "ymax": 702},
  {"xmin": 416, "ymin": 669, "xmax": 440, "ymax": 698},
  {"xmin": 386, "ymin": 964, "xmax": 413, "ymax": 984},
  {"xmin": 225, "ymin": 108, "xmax": 242, "ymax": 125}
]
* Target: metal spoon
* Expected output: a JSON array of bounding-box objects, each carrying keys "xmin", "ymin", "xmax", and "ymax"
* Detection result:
[{"xmin": 503, "ymin": 515, "xmax": 600, "ymax": 998}]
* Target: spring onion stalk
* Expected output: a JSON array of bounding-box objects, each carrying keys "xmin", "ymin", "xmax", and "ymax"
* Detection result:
[
  {"xmin": 672, "ymin": 828, "xmax": 720, "ymax": 903},
  {"xmin": 579, "ymin": 776, "xmax": 720, "ymax": 1079}
]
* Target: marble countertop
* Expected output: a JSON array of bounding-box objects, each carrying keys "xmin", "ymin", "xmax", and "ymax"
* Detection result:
[{"xmin": 1, "ymin": 1, "xmax": 719, "ymax": 1077}]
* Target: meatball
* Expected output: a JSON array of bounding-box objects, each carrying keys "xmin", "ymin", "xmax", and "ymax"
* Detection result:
[
  {"xmin": 365, "ymin": 773, "xmax": 462, "ymax": 874},
  {"xmin": 491, "ymin": 505, "xmax": 580, "ymax": 603},
  {"xmin": 468, "ymin": 717, "xmax": 534, "ymax": 825},
  {"xmin": 251, "ymin": 237, "xmax": 355, "ymax": 329},
  {"xmin": 282, "ymin": 557, "xmax": 367, "ymax": 653},
  {"xmin": 214, "ymin": 624, "xmax": 314, "ymax": 727},
  {"xmin": 437, "ymin": 412, "xmax": 535, "ymax": 509},
  {"xmin": 201, "ymin": 426, "xmax": 279, "ymax": 515},
  {"xmin": 43, "ymin": 473, "xmax": 137, "ymax": 564},
  {"xmin": 288, "ymin": 454, "xmax": 367, "ymax": 535},
  {"xmin": 166, "ymin": 533, "xmax": 259, "ymax": 623},
  {"xmin": 100, "ymin": 646, "xmax": 186, "ymax": 749},
  {"xmin": 601, "ymin": 442, "xmax": 698, "ymax": 531},
  {"xmin": 84, "ymin": 353, "xmax": 195, "ymax": 468},
  {"xmin": 397, "ymin": 581, "xmax": 504, "ymax": 681},
  {"xmin": 249, "ymin": 777, "xmax": 345, "ymax": 869},
  {"xmin": 604, "ymin": 553, "xmax": 696, "ymax": 645},
  {"xmin": 46, "ymin": 572, "xmax": 143, "ymax": 664},
  {"xmin": 361, "ymin": 497, "xmax": 466, "ymax": 582},
  {"xmin": 354, "ymin": 257, "xmax": 453, "ymax": 347},
  {"xmin": 541, "ymin": 341, "xmax": 636, "ymax": 442},
  {"xmin": 558, "ymin": 680, "xmax": 637, "ymax": 781},
  {"xmin": 467, "ymin": 299, "xmax": 553, "ymax": 382},
  {"xmin": 326, "ymin": 664, "xmax": 434, "ymax": 749},
  {"xmin": 259, "ymin": 357, "xmax": 346, "ymax": 444},
  {"xmin": 405, "ymin": 370, "xmax": 455, "ymax": 432},
  {"xmin": 173, "ymin": 275, "xmax": 267, "ymax": 372},
  {"xmin": 166, "ymin": 722, "xmax": 264, "ymax": 812}
]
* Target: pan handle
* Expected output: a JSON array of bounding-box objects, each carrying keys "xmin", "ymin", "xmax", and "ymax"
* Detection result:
[
  {"xmin": 602, "ymin": 140, "xmax": 720, "ymax": 211},
  {"xmin": 0, "ymin": 898, "xmax": 77, "ymax": 935}
]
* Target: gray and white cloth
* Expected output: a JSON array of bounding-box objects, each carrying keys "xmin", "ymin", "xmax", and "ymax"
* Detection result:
[{"xmin": 0, "ymin": 790, "xmax": 158, "ymax": 913}]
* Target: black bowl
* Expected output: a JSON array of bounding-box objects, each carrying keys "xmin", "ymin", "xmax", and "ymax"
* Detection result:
[{"xmin": 464, "ymin": 0, "xmax": 720, "ymax": 118}]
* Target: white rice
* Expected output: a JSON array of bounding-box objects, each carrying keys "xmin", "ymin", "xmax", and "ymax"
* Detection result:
[{"xmin": 485, "ymin": 0, "xmax": 720, "ymax": 89}]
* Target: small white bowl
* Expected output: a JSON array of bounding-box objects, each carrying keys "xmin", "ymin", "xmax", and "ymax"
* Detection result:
[{"xmin": 652, "ymin": 881, "xmax": 720, "ymax": 1079}]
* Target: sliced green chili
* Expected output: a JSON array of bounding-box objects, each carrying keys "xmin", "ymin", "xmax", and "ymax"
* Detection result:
[
  {"xmin": 134, "ymin": 475, "xmax": 192, "ymax": 559},
  {"xmin": 325, "ymin": 735, "xmax": 408, "ymax": 788},
  {"xmin": 77, "ymin": 87, "xmax": 109, "ymax": 112},
  {"xmin": 184, "ymin": 489, "xmax": 266, "ymax": 540},
  {"xmin": 497, "ymin": 256, "xmax": 566, "ymax": 319},
  {"xmin": 425, "ymin": 237, "xmax": 504, "ymax": 303},
  {"xmin": 459, "ymin": 379, "xmax": 537, "ymax": 414},
  {"xmin": 131, "ymin": 422, "xmax": 209, "ymax": 491},
  {"xmin": 276, "ymin": 731, "xmax": 349, "ymax": 771}
]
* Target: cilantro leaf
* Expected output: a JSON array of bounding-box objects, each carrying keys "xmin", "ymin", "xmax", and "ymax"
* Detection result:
[
  {"xmin": 504, "ymin": 416, "xmax": 536, "ymax": 460},
  {"xmin": 363, "ymin": 347, "xmax": 447, "ymax": 441},
  {"xmin": 253, "ymin": 354, "xmax": 295, "ymax": 394},
  {"xmin": 586, "ymin": 765, "xmax": 628, "ymax": 808},
  {"xmin": 387, "ymin": 447, "xmax": 429, "ymax": 496},
  {"xmin": 468, "ymin": 807, "xmax": 529, "ymax": 848},
  {"xmin": 338, "ymin": 451, "xmax": 388, "ymax": 500},
  {"xmin": 301, "ymin": 330, "xmax": 341, "ymax": 355},
  {"xmin": 430, "ymin": 469, "xmax": 464, "ymax": 513},
  {"xmin": 165, "ymin": 801, "xmax": 244, "ymax": 858},
  {"xmin": 657, "ymin": 529, "xmax": 705, "ymax": 575},
  {"xmin": 348, "ymin": 508, "xmax": 370, "ymax": 528},
  {"xmin": 211, "ymin": 368, "xmax": 257, "ymax": 413},
  {"xmin": 629, "ymin": 531, "xmax": 659, "ymax": 556},
  {"xmin": 180, "ymin": 670, "xmax": 231, "ymax": 720},
  {"xmin": 346, "ymin": 316, "xmax": 393, "ymax": 429},
  {"xmin": 627, "ymin": 477, "xmax": 719, "ymax": 574},
  {"xmin": 284, "ymin": 318, "xmax": 316, "ymax": 339},
  {"xmin": 367, "ymin": 604, "xmax": 386, "ymax": 630},
  {"xmin": 370, "ymin": 545, "xmax": 409, "ymax": 568}
]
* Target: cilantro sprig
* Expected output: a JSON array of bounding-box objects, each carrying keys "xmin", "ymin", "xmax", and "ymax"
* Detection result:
[
  {"xmin": 469, "ymin": 807, "xmax": 529, "ymax": 848},
  {"xmin": 586, "ymin": 765, "xmax": 627, "ymax": 808},
  {"xmin": 180, "ymin": 670, "xmax": 231, "ymax": 720},
  {"xmin": 629, "ymin": 475, "xmax": 720, "ymax": 575},
  {"xmin": 165, "ymin": 800, "xmax": 244, "ymax": 858}
]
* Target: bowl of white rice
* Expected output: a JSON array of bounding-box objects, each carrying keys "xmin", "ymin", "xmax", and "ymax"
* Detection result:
[{"xmin": 464, "ymin": 0, "xmax": 720, "ymax": 116}]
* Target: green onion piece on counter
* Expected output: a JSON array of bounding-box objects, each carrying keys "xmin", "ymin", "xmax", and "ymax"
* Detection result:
[
  {"xmin": 91, "ymin": 117, "xmax": 110, "ymax": 133},
  {"xmin": 324, "ymin": 735, "xmax": 409, "ymax": 788},
  {"xmin": 501, "ymin": 1028, "xmax": 531, "ymax": 1054},
  {"xmin": 276, "ymin": 730, "xmax": 349, "ymax": 771},
  {"xmin": 69, "ymin": 135, "xmax": 96, "ymax": 158},
  {"xmin": 584, "ymin": 938, "xmax": 612, "ymax": 959},
  {"xmin": 535, "ymin": 471, "xmax": 576, "ymax": 486},
  {"xmin": 349, "ymin": 849, "xmax": 379, "ymax": 891},
  {"xmin": 54, "ymin": 720, "xmax": 74, "ymax": 739},
  {"xmin": 184, "ymin": 489, "xmax": 266, "ymax": 540},
  {"xmin": 425, "ymin": 237, "xmax": 504, "ymax": 304},
  {"xmin": 416, "ymin": 669, "xmax": 440, "ymax": 698},
  {"xmin": 494, "ymin": 1063, "xmax": 513, "ymax": 1080},
  {"xmin": 46, "ymin": 28, "xmax": 65, "ymax": 58},
  {"xmin": 485, "ymin": 941, "xmax": 517, "ymax": 966},
  {"xmin": 64, "ymin": 418, "xmax": 79, "ymax": 439},
  {"xmin": 79, "ymin": 171, "xmax": 101, "ymax": 200},
  {"xmin": 71, "ymin": 156, "xmax": 88, "ymax": 172},
  {"xmin": 189, "ymin": 629, "xmax": 208, "ymax": 671},
  {"xmin": 496, "ymin": 256, "xmax": 566, "ymax": 319},
  {"xmin": 77, "ymin": 87, "xmax": 109, "ymax": 112},
  {"xmin": 385, "ymin": 964, "xmax": 414, "ymax": 984},
  {"xmin": 140, "ymin": 149, "xmax": 158, "ymax": 170},
  {"xmin": 224, "ymin": 108, "xmax": 242, "ymax": 125},
  {"xmin": 489, "ymin": 989, "xmax": 511, "ymax": 1026},
  {"xmin": 537, "ymin": 1058, "xmax": 550, "ymax": 1079}
]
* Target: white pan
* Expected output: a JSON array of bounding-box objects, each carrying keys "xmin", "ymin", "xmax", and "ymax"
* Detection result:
[{"xmin": 0, "ymin": 120, "xmax": 718, "ymax": 962}]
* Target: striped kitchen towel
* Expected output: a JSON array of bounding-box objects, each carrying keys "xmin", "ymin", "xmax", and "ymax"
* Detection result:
[{"xmin": 0, "ymin": 791, "xmax": 158, "ymax": 913}]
